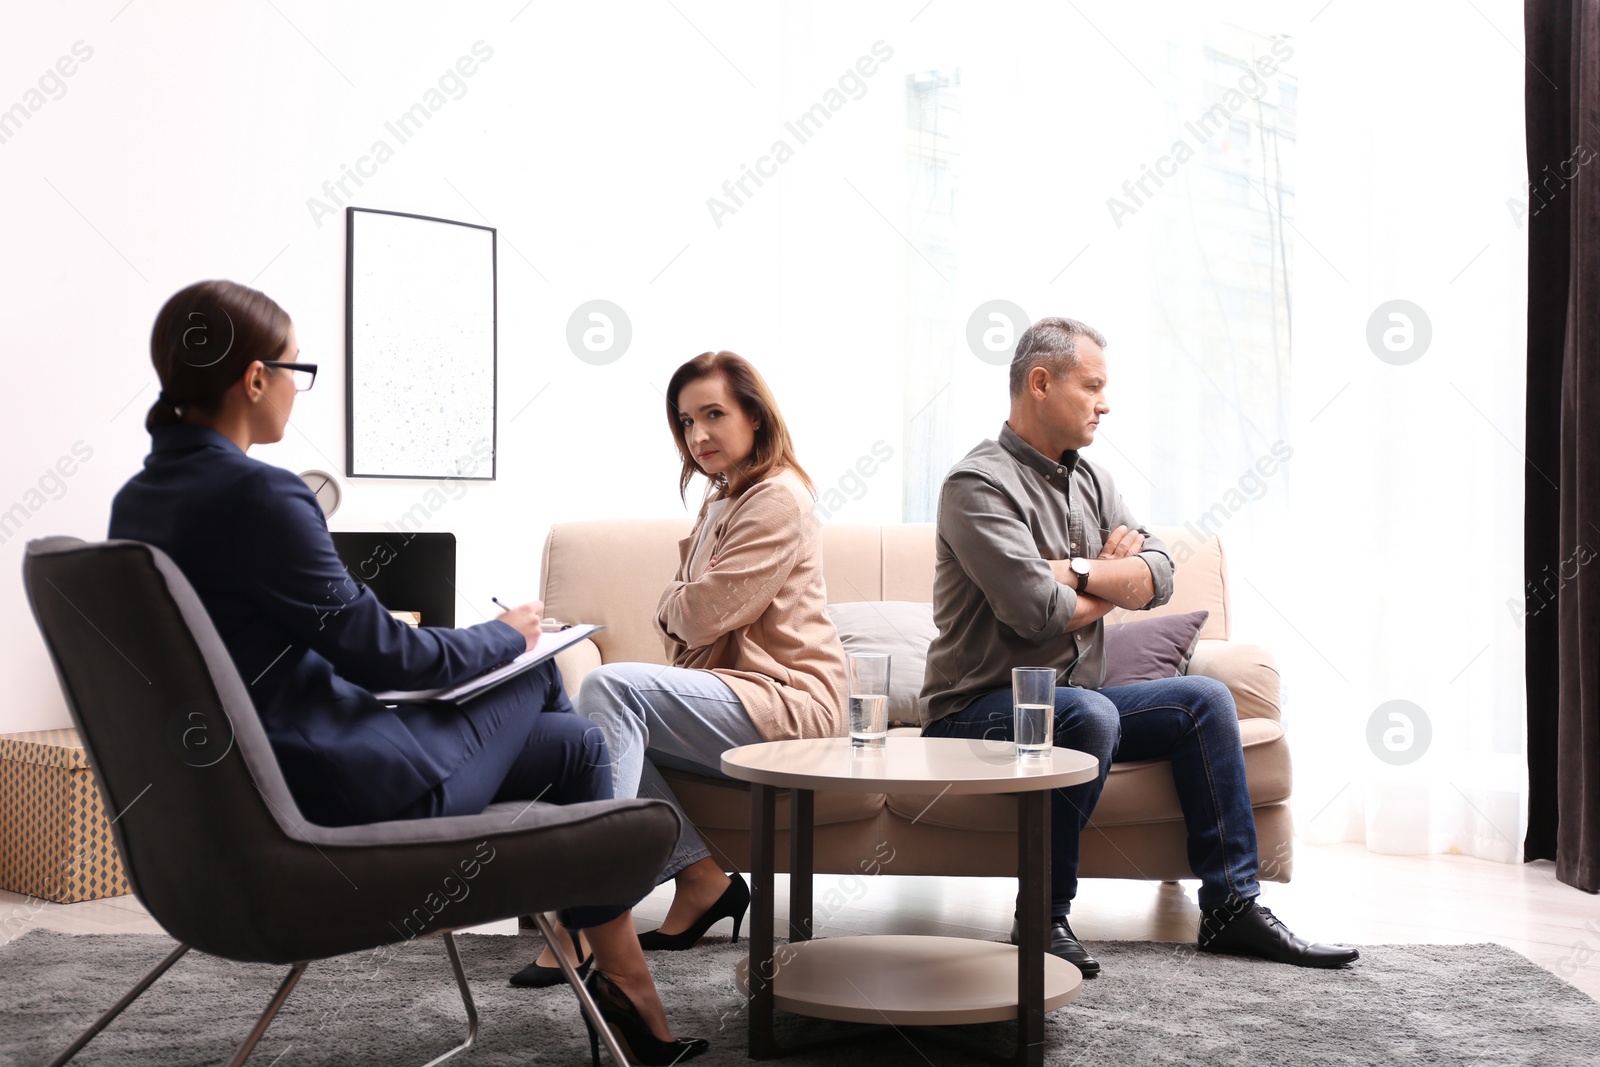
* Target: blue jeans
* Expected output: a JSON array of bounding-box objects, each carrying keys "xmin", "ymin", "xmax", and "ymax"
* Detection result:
[
  {"xmin": 576, "ymin": 662, "xmax": 767, "ymax": 883},
  {"xmin": 925, "ymin": 675, "xmax": 1259, "ymax": 914}
]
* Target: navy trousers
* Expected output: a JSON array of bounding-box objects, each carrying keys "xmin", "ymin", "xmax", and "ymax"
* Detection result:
[{"xmin": 391, "ymin": 662, "xmax": 630, "ymax": 929}]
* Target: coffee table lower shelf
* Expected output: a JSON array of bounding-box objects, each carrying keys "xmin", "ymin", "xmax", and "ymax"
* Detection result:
[{"xmin": 735, "ymin": 935, "xmax": 1083, "ymax": 1026}]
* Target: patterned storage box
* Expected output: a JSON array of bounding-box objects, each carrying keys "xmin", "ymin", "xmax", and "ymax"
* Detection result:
[{"xmin": 0, "ymin": 728, "xmax": 132, "ymax": 903}]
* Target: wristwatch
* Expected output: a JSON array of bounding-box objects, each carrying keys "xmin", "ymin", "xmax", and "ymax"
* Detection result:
[{"xmin": 1069, "ymin": 557, "xmax": 1091, "ymax": 593}]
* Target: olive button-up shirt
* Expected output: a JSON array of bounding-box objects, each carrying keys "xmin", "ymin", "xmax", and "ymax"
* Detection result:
[{"xmin": 918, "ymin": 423, "xmax": 1175, "ymax": 727}]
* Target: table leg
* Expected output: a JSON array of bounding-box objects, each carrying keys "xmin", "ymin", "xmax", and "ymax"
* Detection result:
[
  {"xmin": 749, "ymin": 782, "xmax": 778, "ymax": 1059},
  {"xmin": 1015, "ymin": 790, "xmax": 1050, "ymax": 1067},
  {"xmin": 789, "ymin": 788, "xmax": 814, "ymax": 942}
]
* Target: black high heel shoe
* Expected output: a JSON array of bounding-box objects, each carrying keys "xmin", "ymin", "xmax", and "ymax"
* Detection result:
[
  {"xmin": 582, "ymin": 969, "xmax": 709, "ymax": 1066},
  {"xmin": 636, "ymin": 872, "xmax": 750, "ymax": 951},
  {"xmin": 511, "ymin": 951, "xmax": 593, "ymax": 988},
  {"xmin": 508, "ymin": 921, "xmax": 592, "ymax": 991}
]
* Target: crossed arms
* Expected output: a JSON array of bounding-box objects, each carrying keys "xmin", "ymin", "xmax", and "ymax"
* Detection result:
[
  {"xmin": 938, "ymin": 467, "xmax": 1170, "ymax": 643},
  {"xmin": 1048, "ymin": 524, "xmax": 1154, "ymax": 632}
]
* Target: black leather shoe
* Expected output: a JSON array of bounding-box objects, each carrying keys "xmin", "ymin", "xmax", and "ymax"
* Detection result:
[
  {"xmin": 1197, "ymin": 898, "xmax": 1359, "ymax": 968},
  {"xmin": 1010, "ymin": 916, "xmax": 1101, "ymax": 977}
]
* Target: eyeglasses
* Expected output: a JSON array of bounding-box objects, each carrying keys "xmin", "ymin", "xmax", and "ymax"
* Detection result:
[{"xmin": 261, "ymin": 361, "xmax": 319, "ymax": 392}]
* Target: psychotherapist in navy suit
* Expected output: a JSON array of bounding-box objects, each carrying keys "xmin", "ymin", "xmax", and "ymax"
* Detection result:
[{"xmin": 108, "ymin": 280, "xmax": 705, "ymax": 1061}]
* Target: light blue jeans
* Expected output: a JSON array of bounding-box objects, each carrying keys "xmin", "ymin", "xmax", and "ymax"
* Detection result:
[{"xmin": 576, "ymin": 662, "xmax": 765, "ymax": 883}]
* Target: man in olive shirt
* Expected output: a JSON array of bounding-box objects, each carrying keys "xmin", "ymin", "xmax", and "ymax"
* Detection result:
[{"xmin": 920, "ymin": 317, "xmax": 1356, "ymax": 976}]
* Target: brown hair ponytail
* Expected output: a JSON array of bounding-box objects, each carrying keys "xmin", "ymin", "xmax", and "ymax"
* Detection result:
[{"xmin": 146, "ymin": 280, "xmax": 293, "ymax": 432}]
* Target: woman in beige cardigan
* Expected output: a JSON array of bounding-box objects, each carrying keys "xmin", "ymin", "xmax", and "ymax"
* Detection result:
[{"xmin": 514, "ymin": 351, "xmax": 847, "ymax": 983}]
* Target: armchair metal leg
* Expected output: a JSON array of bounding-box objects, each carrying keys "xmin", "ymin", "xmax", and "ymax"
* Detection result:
[
  {"xmin": 48, "ymin": 931, "xmax": 482, "ymax": 1067},
  {"xmin": 534, "ymin": 912, "xmax": 631, "ymax": 1066},
  {"xmin": 223, "ymin": 931, "xmax": 475, "ymax": 1067},
  {"xmin": 223, "ymin": 960, "xmax": 309, "ymax": 1067},
  {"xmin": 47, "ymin": 942, "xmax": 191, "ymax": 1067},
  {"xmin": 418, "ymin": 932, "xmax": 479, "ymax": 1067}
]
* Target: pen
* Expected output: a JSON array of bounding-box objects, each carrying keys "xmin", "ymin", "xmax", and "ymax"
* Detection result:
[{"xmin": 494, "ymin": 596, "xmax": 570, "ymax": 632}]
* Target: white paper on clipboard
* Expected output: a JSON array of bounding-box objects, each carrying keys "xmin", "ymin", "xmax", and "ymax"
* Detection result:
[{"xmin": 372, "ymin": 624, "xmax": 604, "ymax": 704}]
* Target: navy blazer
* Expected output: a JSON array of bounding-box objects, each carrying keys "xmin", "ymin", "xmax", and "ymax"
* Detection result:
[{"xmin": 109, "ymin": 425, "xmax": 527, "ymax": 826}]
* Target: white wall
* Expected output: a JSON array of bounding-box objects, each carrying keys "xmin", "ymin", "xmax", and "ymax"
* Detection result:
[{"xmin": 0, "ymin": 2, "xmax": 926, "ymax": 732}]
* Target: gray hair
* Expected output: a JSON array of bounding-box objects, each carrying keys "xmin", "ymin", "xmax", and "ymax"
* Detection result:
[{"xmin": 1009, "ymin": 317, "xmax": 1107, "ymax": 398}]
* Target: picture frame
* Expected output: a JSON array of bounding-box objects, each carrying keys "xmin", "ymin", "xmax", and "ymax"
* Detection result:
[{"xmin": 345, "ymin": 207, "xmax": 497, "ymax": 480}]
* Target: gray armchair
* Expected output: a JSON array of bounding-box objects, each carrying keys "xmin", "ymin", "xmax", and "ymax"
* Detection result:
[{"xmin": 22, "ymin": 537, "xmax": 679, "ymax": 1066}]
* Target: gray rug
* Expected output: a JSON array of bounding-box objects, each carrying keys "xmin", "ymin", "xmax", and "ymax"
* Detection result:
[{"xmin": 3, "ymin": 929, "xmax": 1598, "ymax": 1066}]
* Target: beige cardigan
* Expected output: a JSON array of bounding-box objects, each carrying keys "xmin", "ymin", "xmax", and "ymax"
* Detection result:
[{"xmin": 655, "ymin": 469, "xmax": 848, "ymax": 741}]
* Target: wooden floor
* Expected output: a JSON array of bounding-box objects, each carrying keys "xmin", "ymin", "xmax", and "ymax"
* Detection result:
[{"xmin": 3, "ymin": 842, "xmax": 1596, "ymax": 1002}]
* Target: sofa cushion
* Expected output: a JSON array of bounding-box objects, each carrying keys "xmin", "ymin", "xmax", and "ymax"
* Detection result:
[
  {"xmin": 552, "ymin": 637, "xmax": 604, "ymax": 698},
  {"xmin": 883, "ymin": 717, "xmax": 1289, "ymax": 831},
  {"xmin": 1104, "ymin": 528, "xmax": 1230, "ymax": 641},
  {"xmin": 882, "ymin": 524, "xmax": 938, "ymax": 601},
  {"xmin": 541, "ymin": 520, "xmax": 689, "ymax": 666},
  {"xmin": 1186, "ymin": 640, "xmax": 1282, "ymax": 721},
  {"xmin": 825, "ymin": 601, "xmax": 938, "ymax": 727},
  {"xmin": 1102, "ymin": 610, "xmax": 1208, "ymax": 687},
  {"xmin": 820, "ymin": 525, "xmax": 890, "ymax": 602}
]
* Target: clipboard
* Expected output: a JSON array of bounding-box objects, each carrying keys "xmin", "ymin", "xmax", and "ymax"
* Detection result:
[{"xmin": 372, "ymin": 624, "xmax": 605, "ymax": 705}]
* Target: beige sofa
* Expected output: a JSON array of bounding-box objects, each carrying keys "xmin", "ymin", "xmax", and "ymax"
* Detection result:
[{"xmin": 540, "ymin": 521, "xmax": 1292, "ymax": 885}]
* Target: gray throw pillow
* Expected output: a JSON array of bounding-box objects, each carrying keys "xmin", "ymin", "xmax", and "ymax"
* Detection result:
[
  {"xmin": 824, "ymin": 601, "xmax": 938, "ymax": 727},
  {"xmin": 1101, "ymin": 610, "xmax": 1210, "ymax": 687}
]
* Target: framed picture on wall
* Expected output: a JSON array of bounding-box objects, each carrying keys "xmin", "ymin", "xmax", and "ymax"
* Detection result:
[{"xmin": 345, "ymin": 207, "xmax": 497, "ymax": 480}]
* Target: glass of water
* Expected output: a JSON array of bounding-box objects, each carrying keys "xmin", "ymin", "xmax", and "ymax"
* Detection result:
[
  {"xmin": 848, "ymin": 653, "xmax": 891, "ymax": 751},
  {"xmin": 1012, "ymin": 667, "xmax": 1055, "ymax": 760}
]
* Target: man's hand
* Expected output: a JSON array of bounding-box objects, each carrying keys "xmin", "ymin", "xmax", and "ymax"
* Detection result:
[
  {"xmin": 1066, "ymin": 592, "xmax": 1115, "ymax": 631},
  {"xmin": 1047, "ymin": 526, "xmax": 1144, "ymax": 583},
  {"xmin": 495, "ymin": 599, "xmax": 545, "ymax": 652},
  {"xmin": 1098, "ymin": 525, "xmax": 1146, "ymax": 560},
  {"xmin": 1046, "ymin": 525, "xmax": 1155, "ymax": 611}
]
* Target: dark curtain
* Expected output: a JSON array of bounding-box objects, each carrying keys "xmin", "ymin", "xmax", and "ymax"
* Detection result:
[{"xmin": 1524, "ymin": 0, "xmax": 1600, "ymax": 892}]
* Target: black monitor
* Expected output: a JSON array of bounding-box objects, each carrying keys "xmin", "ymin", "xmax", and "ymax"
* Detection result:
[{"xmin": 329, "ymin": 531, "xmax": 457, "ymax": 628}]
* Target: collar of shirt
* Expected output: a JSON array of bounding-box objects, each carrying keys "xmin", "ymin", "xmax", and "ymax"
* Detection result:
[
  {"xmin": 149, "ymin": 424, "xmax": 240, "ymax": 455},
  {"xmin": 998, "ymin": 422, "xmax": 1080, "ymax": 492}
]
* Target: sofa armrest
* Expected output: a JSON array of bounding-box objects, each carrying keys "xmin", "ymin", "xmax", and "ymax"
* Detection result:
[
  {"xmin": 553, "ymin": 637, "xmax": 603, "ymax": 699},
  {"xmin": 1186, "ymin": 639, "xmax": 1281, "ymax": 721}
]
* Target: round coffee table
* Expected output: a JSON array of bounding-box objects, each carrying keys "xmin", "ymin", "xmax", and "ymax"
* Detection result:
[{"xmin": 721, "ymin": 735, "xmax": 1099, "ymax": 1066}]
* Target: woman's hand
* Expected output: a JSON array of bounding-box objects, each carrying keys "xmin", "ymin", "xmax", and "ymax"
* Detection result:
[{"xmin": 496, "ymin": 599, "xmax": 545, "ymax": 651}]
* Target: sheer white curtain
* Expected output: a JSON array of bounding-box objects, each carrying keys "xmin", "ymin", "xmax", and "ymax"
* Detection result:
[
  {"xmin": 763, "ymin": 0, "xmax": 1528, "ymax": 862},
  {"xmin": 1276, "ymin": 1, "xmax": 1528, "ymax": 861}
]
